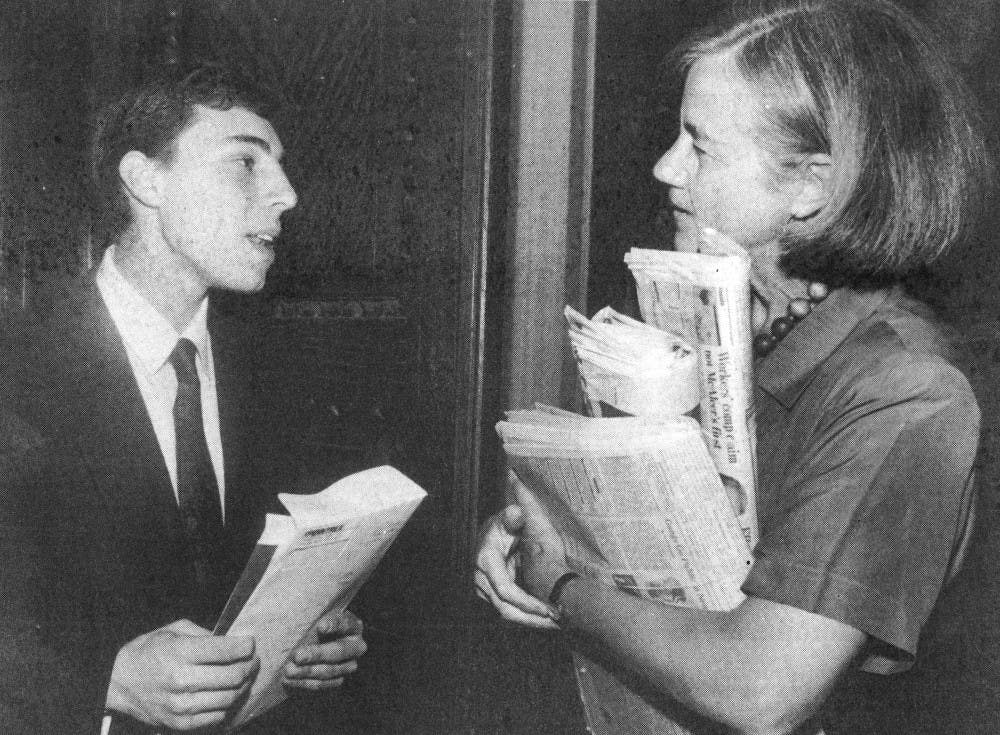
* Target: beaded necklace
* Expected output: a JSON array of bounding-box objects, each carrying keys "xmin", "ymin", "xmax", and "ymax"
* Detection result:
[{"xmin": 752, "ymin": 282, "xmax": 829, "ymax": 358}]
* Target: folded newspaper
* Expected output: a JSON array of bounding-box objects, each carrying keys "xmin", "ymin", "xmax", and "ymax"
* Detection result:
[
  {"xmin": 504, "ymin": 248, "xmax": 759, "ymax": 735},
  {"xmin": 214, "ymin": 465, "xmax": 426, "ymax": 730},
  {"xmin": 498, "ymin": 406, "xmax": 751, "ymax": 607},
  {"xmin": 624, "ymin": 248, "xmax": 758, "ymax": 547}
]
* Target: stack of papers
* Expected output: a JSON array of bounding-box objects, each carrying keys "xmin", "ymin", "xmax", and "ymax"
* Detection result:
[
  {"xmin": 565, "ymin": 305, "xmax": 700, "ymax": 419},
  {"xmin": 498, "ymin": 405, "xmax": 750, "ymax": 610}
]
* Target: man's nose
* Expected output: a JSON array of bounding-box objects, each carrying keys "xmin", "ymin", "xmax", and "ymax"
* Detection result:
[
  {"xmin": 268, "ymin": 166, "xmax": 298, "ymax": 212},
  {"xmin": 653, "ymin": 143, "xmax": 688, "ymax": 187}
]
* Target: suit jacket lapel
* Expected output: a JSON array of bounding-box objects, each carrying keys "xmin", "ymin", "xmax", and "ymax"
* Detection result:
[
  {"xmin": 70, "ymin": 294, "xmax": 268, "ymax": 590},
  {"xmin": 57, "ymin": 284, "xmax": 189, "ymax": 563}
]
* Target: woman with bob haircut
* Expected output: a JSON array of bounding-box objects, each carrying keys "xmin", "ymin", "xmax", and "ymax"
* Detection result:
[
  {"xmin": 476, "ymin": 1, "xmax": 993, "ymax": 733},
  {"xmin": 684, "ymin": 0, "xmax": 989, "ymax": 291}
]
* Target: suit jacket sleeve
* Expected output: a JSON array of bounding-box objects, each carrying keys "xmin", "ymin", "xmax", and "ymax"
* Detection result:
[{"xmin": 0, "ymin": 411, "xmax": 121, "ymax": 733}]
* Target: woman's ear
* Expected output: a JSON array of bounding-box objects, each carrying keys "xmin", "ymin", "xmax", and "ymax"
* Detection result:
[
  {"xmin": 790, "ymin": 153, "xmax": 832, "ymax": 220},
  {"xmin": 118, "ymin": 151, "xmax": 164, "ymax": 209}
]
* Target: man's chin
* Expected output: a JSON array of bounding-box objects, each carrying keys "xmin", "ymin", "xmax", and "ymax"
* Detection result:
[{"xmin": 218, "ymin": 271, "xmax": 269, "ymax": 294}]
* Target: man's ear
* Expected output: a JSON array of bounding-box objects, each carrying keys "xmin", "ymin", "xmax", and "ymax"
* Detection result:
[
  {"xmin": 790, "ymin": 153, "xmax": 832, "ymax": 220},
  {"xmin": 118, "ymin": 151, "xmax": 163, "ymax": 209}
]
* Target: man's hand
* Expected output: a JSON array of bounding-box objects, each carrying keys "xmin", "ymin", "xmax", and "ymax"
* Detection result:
[
  {"xmin": 474, "ymin": 471, "xmax": 559, "ymax": 629},
  {"xmin": 106, "ymin": 619, "xmax": 259, "ymax": 731},
  {"xmin": 282, "ymin": 609, "xmax": 367, "ymax": 691}
]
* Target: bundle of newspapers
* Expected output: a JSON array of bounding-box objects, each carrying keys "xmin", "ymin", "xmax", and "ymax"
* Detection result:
[
  {"xmin": 625, "ymin": 247, "xmax": 758, "ymax": 547},
  {"xmin": 498, "ymin": 406, "xmax": 751, "ymax": 609},
  {"xmin": 497, "ymin": 247, "xmax": 758, "ymax": 735}
]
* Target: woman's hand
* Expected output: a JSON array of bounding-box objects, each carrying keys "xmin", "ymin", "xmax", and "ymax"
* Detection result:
[
  {"xmin": 512, "ymin": 482, "xmax": 574, "ymax": 605},
  {"xmin": 474, "ymin": 472, "xmax": 559, "ymax": 629}
]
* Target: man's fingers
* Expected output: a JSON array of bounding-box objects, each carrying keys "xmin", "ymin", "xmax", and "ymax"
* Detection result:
[
  {"xmin": 166, "ymin": 687, "xmax": 246, "ymax": 716},
  {"xmin": 475, "ymin": 583, "xmax": 490, "ymax": 603},
  {"xmin": 282, "ymin": 639, "xmax": 365, "ymax": 692},
  {"xmin": 317, "ymin": 609, "xmax": 364, "ymax": 639},
  {"xmin": 158, "ymin": 682, "xmax": 259, "ymax": 730},
  {"xmin": 475, "ymin": 500, "xmax": 561, "ymax": 626},
  {"xmin": 478, "ymin": 552, "xmax": 551, "ymax": 614},
  {"xmin": 178, "ymin": 633, "xmax": 256, "ymax": 665},
  {"xmin": 284, "ymin": 675, "xmax": 346, "ymax": 692},
  {"xmin": 293, "ymin": 637, "xmax": 367, "ymax": 667},
  {"xmin": 165, "ymin": 618, "xmax": 213, "ymax": 636},
  {"xmin": 179, "ymin": 656, "xmax": 260, "ymax": 692},
  {"xmin": 284, "ymin": 659, "xmax": 358, "ymax": 681}
]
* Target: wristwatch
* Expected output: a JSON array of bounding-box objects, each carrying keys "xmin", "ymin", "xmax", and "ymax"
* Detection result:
[{"xmin": 548, "ymin": 571, "xmax": 581, "ymax": 610}]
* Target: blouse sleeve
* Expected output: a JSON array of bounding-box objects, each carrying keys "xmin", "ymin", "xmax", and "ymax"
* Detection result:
[{"xmin": 743, "ymin": 351, "xmax": 979, "ymax": 674}]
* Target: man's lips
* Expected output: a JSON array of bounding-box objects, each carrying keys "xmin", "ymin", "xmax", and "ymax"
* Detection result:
[{"xmin": 246, "ymin": 230, "xmax": 280, "ymax": 248}]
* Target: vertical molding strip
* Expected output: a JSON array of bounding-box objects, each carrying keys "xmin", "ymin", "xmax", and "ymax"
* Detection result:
[
  {"xmin": 504, "ymin": 0, "xmax": 595, "ymax": 413},
  {"xmin": 562, "ymin": 0, "xmax": 596, "ymax": 409},
  {"xmin": 452, "ymin": 0, "xmax": 498, "ymax": 577}
]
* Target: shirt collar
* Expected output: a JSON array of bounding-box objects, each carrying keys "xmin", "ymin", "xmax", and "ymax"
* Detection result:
[
  {"xmin": 95, "ymin": 245, "xmax": 210, "ymax": 376},
  {"xmin": 755, "ymin": 286, "xmax": 894, "ymax": 409}
]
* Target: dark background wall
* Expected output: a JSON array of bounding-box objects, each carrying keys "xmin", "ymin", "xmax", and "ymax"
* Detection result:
[{"xmin": 0, "ymin": 1, "xmax": 93, "ymax": 308}]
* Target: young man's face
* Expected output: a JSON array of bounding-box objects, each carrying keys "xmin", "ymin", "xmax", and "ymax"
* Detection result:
[
  {"xmin": 153, "ymin": 104, "xmax": 298, "ymax": 293},
  {"xmin": 653, "ymin": 53, "xmax": 794, "ymax": 258}
]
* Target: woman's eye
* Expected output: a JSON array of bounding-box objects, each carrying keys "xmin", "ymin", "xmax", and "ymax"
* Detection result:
[{"xmin": 239, "ymin": 156, "xmax": 255, "ymax": 170}]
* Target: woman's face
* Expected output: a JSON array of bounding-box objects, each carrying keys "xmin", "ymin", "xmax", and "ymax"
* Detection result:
[
  {"xmin": 653, "ymin": 53, "xmax": 796, "ymax": 259},
  {"xmin": 655, "ymin": 52, "xmax": 821, "ymax": 331}
]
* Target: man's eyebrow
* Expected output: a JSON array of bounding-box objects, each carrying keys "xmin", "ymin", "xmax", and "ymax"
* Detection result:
[{"xmin": 227, "ymin": 134, "xmax": 280, "ymax": 157}]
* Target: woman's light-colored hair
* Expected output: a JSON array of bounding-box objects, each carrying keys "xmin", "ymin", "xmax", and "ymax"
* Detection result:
[{"xmin": 679, "ymin": 0, "xmax": 991, "ymax": 288}]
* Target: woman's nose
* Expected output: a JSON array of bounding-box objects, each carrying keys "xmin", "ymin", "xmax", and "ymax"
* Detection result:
[{"xmin": 653, "ymin": 142, "xmax": 688, "ymax": 187}]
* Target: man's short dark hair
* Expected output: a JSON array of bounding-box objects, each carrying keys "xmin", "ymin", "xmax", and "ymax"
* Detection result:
[
  {"xmin": 91, "ymin": 64, "xmax": 280, "ymax": 248},
  {"xmin": 677, "ymin": 0, "xmax": 992, "ymax": 288}
]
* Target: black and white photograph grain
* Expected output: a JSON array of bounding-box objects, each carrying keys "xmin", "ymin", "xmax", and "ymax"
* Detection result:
[{"xmin": 0, "ymin": 1, "xmax": 998, "ymax": 734}]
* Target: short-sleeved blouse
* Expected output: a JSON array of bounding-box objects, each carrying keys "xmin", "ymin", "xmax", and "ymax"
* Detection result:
[{"xmin": 741, "ymin": 286, "xmax": 979, "ymax": 733}]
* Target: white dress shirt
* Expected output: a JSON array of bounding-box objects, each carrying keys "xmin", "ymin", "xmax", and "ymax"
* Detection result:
[{"xmin": 95, "ymin": 246, "xmax": 226, "ymax": 516}]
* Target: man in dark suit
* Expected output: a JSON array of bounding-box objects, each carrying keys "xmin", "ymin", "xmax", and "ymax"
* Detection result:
[{"xmin": 3, "ymin": 66, "xmax": 367, "ymax": 733}]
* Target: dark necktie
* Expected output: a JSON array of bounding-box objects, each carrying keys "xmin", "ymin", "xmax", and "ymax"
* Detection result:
[{"xmin": 168, "ymin": 338, "xmax": 224, "ymax": 600}]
